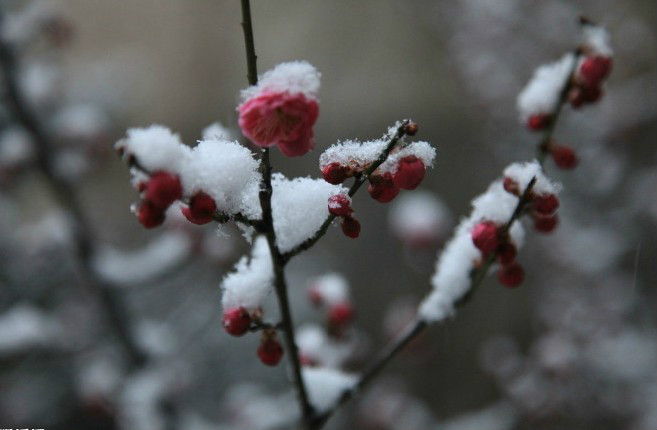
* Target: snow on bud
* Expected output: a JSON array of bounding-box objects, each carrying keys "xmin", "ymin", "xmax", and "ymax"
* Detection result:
[
  {"xmin": 181, "ymin": 191, "xmax": 217, "ymax": 225},
  {"xmin": 497, "ymin": 262, "xmax": 524, "ymax": 288},
  {"xmin": 388, "ymin": 191, "xmax": 451, "ymax": 248},
  {"xmin": 307, "ymin": 273, "xmax": 351, "ymax": 307},
  {"xmin": 222, "ymin": 307, "xmax": 252, "ymax": 337},
  {"xmin": 144, "ymin": 171, "xmax": 182, "ymax": 210},
  {"xmin": 340, "ymin": 216, "xmax": 361, "ymax": 239},
  {"xmin": 221, "ymin": 237, "xmax": 274, "ymax": 312},
  {"xmin": 321, "ymin": 162, "xmax": 351, "ymax": 184},
  {"xmin": 327, "ymin": 194, "xmax": 353, "ymax": 217},
  {"xmin": 392, "ymin": 155, "xmax": 425, "ymax": 190},
  {"xmin": 517, "ymin": 53, "xmax": 576, "ymax": 126}
]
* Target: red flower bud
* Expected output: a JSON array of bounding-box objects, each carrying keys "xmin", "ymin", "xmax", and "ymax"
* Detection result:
[
  {"xmin": 551, "ymin": 145, "xmax": 578, "ymax": 170},
  {"xmin": 498, "ymin": 262, "xmax": 524, "ymax": 288},
  {"xmin": 328, "ymin": 302, "xmax": 354, "ymax": 327},
  {"xmin": 503, "ymin": 177, "xmax": 520, "ymax": 195},
  {"xmin": 579, "ymin": 56, "xmax": 612, "ymax": 86},
  {"xmin": 328, "ymin": 194, "xmax": 353, "ymax": 217},
  {"xmin": 144, "ymin": 171, "xmax": 182, "ymax": 209},
  {"xmin": 258, "ymin": 337, "xmax": 284, "ymax": 366},
  {"xmin": 497, "ymin": 242, "xmax": 517, "ymax": 265},
  {"xmin": 471, "ymin": 221, "xmax": 500, "ymax": 256},
  {"xmin": 527, "ymin": 114, "xmax": 550, "ymax": 131},
  {"xmin": 340, "ymin": 216, "xmax": 361, "ymax": 239},
  {"xmin": 533, "ymin": 193, "xmax": 559, "ymax": 215},
  {"xmin": 533, "ymin": 214, "xmax": 559, "ymax": 233},
  {"xmin": 182, "ymin": 191, "xmax": 217, "ymax": 225},
  {"xmin": 322, "ymin": 162, "xmax": 350, "ymax": 185},
  {"xmin": 392, "ymin": 156, "xmax": 425, "ymax": 190},
  {"xmin": 137, "ymin": 200, "xmax": 165, "ymax": 228},
  {"xmin": 368, "ymin": 173, "xmax": 400, "ymax": 203},
  {"xmin": 222, "ymin": 307, "xmax": 251, "ymax": 337}
]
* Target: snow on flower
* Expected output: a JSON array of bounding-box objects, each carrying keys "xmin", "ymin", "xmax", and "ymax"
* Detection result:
[
  {"xmin": 238, "ymin": 61, "xmax": 320, "ymax": 157},
  {"xmin": 221, "ymin": 236, "xmax": 273, "ymax": 311},
  {"xmin": 516, "ymin": 53, "xmax": 576, "ymax": 123},
  {"xmin": 302, "ymin": 367, "xmax": 357, "ymax": 413},
  {"xmin": 582, "ymin": 24, "xmax": 613, "ymax": 57},
  {"xmin": 270, "ymin": 174, "xmax": 347, "ymax": 253}
]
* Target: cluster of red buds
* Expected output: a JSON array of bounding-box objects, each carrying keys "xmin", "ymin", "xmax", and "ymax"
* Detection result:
[
  {"xmin": 134, "ymin": 171, "xmax": 182, "ymax": 228},
  {"xmin": 308, "ymin": 284, "xmax": 355, "ymax": 338},
  {"xmin": 569, "ymin": 51, "xmax": 612, "ymax": 109},
  {"xmin": 327, "ymin": 194, "xmax": 360, "ymax": 239},
  {"xmin": 503, "ymin": 177, "xmax": 561, "ymax": 234},
  {"xmin": 180, "ymin": 191, "xmax": 217, "ymax": 225},
  {"xmin": 322, "ymin": 154, "xmax": 426, "ymax": 205},
  {"xmin": 222, "ymin": 306, "xmax": 284, "ymax": 366},
  {"xmin": 471, "ymin": 221, "xmax": 524, "ymax": 288}
]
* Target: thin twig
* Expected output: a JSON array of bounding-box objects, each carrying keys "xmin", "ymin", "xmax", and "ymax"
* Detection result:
[
  {"xmin": 282, "ymin": 120, "xmax": 411, "ymax": 262},
  {"xmin": 239, "ymin": 0, "xmax": 314, "ymax": 422},
  {"xmin": 0, "ymin": 17, "xmax": 146, "ymax": 368}
]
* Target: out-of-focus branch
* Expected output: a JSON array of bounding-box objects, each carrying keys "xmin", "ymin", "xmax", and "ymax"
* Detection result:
[
  {"xmin": 309, "ymin": 178, "xmax": 537, "ymax": 430},
  {"xmin": 0, "ymin": 19, "xmax": 146, "ymax": 368}
]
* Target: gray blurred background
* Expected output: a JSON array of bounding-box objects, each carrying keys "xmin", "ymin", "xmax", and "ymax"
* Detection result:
[{"xmin": 1, "ymin": 0, "xmax": 656, "ymax": 429}]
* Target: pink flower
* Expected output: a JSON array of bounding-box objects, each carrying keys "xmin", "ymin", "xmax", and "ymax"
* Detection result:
[{"xmin": 238, "ymin": 91, "xmax": 319, "ymax": 157}]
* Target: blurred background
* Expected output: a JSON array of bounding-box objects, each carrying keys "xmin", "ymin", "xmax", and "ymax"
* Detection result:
[{"xmin": 1, "ymin": 0, "xmax": 656, "ymax": 429}]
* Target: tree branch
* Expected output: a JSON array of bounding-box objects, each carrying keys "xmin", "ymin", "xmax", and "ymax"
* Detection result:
[
  {"xmin": 239, "ymin": 0, "xmax": 314, "ymax": 422},
  {"xmin": 309, "ymin": 177, "xmax": 538, "ymax": 430}
]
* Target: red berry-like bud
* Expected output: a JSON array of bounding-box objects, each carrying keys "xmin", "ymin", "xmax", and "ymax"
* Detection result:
[
  {"xmin": 533, "ymin": 214, "xmax": 559, "ymax": 233},
  {"xmin": 340, "ymin": 216, "xmax": 361, "ymax": 239},
  {"xmin": 580, "ymin": 84, "xmax": 602, "ymax": 103},
  {"xmin": 222, "ymin": 307, "xmax": 251, "ymax": 337},
  {"xmin": 182, "ymin": 191, "xmax": 217, "ymax": 225},
  {"xmin": 497, "ymin": 242, "xmax": 517, "ymax": 265},
  {"xmin": 368, "ymin": 173, "xmax": 400, "ymax": 203},
  {"xmin": 403, "ymin": 122, "xmax": 419, "ymax": 136},
  {"xmin": 533, "ymin": 193, "xmax": 560, "ymax": 215},
  {"xmin": 322, "ymin": 162, "xmax": 350, "ymax": 185},
  {"xmin": 328, "ymin": 302, "xmax": 354, "ymax": 327},
  {"xmin": 258, "ymin": 338, "xmax": 284, "ymax": 366},
  {"xmin": 328, "ymin": 194, "xmax": 353, "ymax": 217},
  {"xmin": 498, "ymin": 263, "xmax": 524, "ymax": 288},
  {"xmin": 299, "ymin": 353, "xmax": 316, "ymax": 367},
  {"xmin": 137, "ymin": 200, "xmax": 165, "ymax": 228},
  {"xmin": 579, "ymin": 56, "xmax": 612, "ymax": 86},
  {"xmin": 503, "ymin": 177, "xmax": 520, "ymax": 195},
  {"xmin": 471, "ymin": 221, "xmax": 500, "ymax": 256},
  {"xmin": 392, "ymin": 156, "xmax": 426, "ymax": 190},
  {"xmin": 527, "ymin": 114, "xmax": 550, "ymax": 131},
  {"xmin": 145, "ymin": 171, "xmax": 182, "ymax": 209},
  {"xmin": 551, "ymin": 145, "xmax": 578, "ymax": 170}
]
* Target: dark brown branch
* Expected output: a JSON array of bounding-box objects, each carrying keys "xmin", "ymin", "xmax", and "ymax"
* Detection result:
[
  {"xmin": 0, "ymin": 23, "xmax": 146, "ymax": 368},
  {"xmin": 239, "ymin": 0, "xmax": 314, "ymax": 422},
  {"xmin": 282, "ymin": 120, "xmax": 411, "ymax": 262}
]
